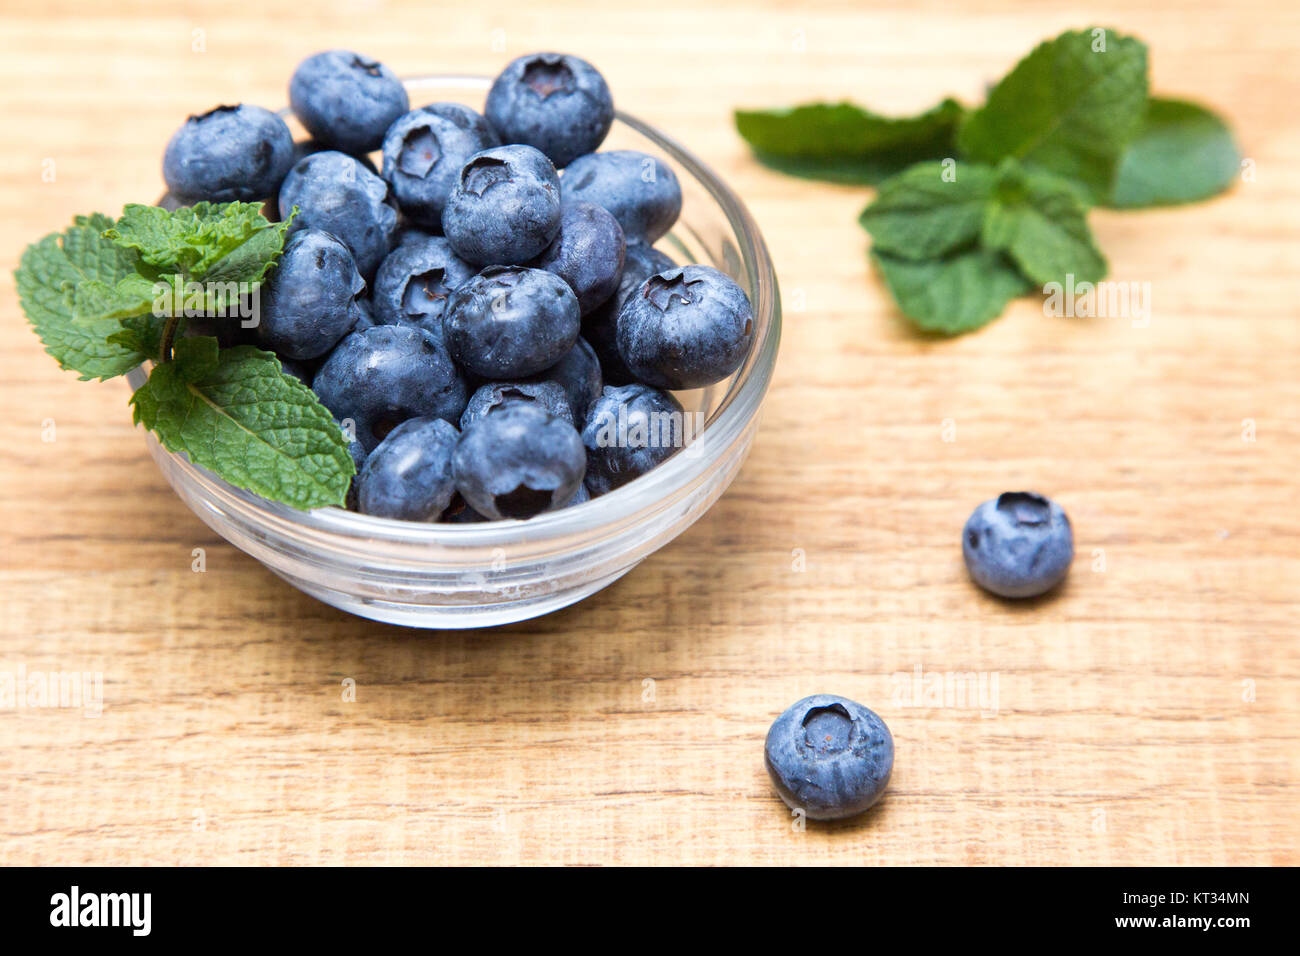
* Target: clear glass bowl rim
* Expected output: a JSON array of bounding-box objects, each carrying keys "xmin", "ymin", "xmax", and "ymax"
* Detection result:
[{"xmin": 151, "ymin": 73, "xmax": 780, "ymax": 560}]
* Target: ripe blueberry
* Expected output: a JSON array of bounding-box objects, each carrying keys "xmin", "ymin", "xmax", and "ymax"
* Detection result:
[
  {"xmin": 442, "ymin": 266, "xmax": 580, "ymax": 379},
  {"xmin": 312, "ymin": 325, "xmax": 467, "ymax": 453},
  {"xmin": 289, "ymin": 50, "xmax": 409, "ymax": 154},
  {"xmin": 452, "ymin": 402, "xmax": 586, "ymax": 520},
  {"xmin": 485, "ymin": 53, "xmax": 614, "ymax": 168},
  {"xmin": 163, "ymin": 104, "xmax": 294, "ymax": 203},
  {"xmin": 278, "ymin": 150, "xmax": 398, "ymax": 280},
  {"xmin": 962, "ymin": 492, "xmax": 1074, "ymax": 598},
  {"xmin": 441, "ymin": 144, "xmax": 561, "ymax": 266},
  {"xmin": 257, "ymin": 229, "xmax": 365, "ymax": 360},
  {"xmin": 617, "ymin": 264, "xmax": 753, "ymax": 389},
  {"xmin": 765, "ymin": 695, "xmax": 894, "ymax": 821},
  {"xmin": 356, "ymin": 417, "xmax": 460, "ymax": 521},
  {"xmin": 580, "ymin": 384, "xmax": 685, "ymax": 496},
  {"xmin": 531, "ymin": 200, "xmax": 625, "ymax": 315}
]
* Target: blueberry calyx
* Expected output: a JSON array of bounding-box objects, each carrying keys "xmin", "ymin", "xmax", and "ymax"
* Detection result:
[{"xmin": 522, "ymin": 57, "xmax": 575, "ymax": 98}]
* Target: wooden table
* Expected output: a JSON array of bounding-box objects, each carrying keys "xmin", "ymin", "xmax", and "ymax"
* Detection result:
[{"xmin": 1, "ymin": 0, "xmax": 1296, "ymax": 866}]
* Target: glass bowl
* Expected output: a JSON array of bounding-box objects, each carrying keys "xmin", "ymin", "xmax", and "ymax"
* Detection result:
[{"xmin": 129, "ymin": 74, "xmax": 780, "ymax": 628}]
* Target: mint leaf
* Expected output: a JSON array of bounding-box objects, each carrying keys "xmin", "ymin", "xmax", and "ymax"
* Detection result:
[
  {"xmin": 1109, "ymin": 98, "xmax": 1240, "ymax": 208},
  {"xmin": 735, "ymin": 99, "xmax": 964, "ymax": 185},
  {"xmin": 130, "ymin": 341, "xmax": 354, "ymax": 510},
  {"xmin": 957, "ymin": 28, "xmax": 1149, "ymax": 201},
  {"xmin": 871, "ymin": 248, "xmax": 1031, "ymax": 335},
  {"xmin": 981, "ymin": 162, "xmax": 1107, "ymax": 284},
  {"xmin": 15, "ymin": 215, "xmax": 153, "ymax": 380},
  {"xmin": 858, "ymin": 161, "xmax": 997, "ymax": 260},
  {"xmin": 107, "ymin": 201, "xmax": 289, "ymax": 284}
]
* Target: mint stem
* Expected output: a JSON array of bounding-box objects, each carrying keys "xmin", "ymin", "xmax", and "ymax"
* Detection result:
[{"xmin": 158, "ymin": 314, "xmax": 180, "ymax": 363}]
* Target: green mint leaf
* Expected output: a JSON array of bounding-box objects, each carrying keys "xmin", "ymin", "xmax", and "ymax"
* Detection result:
[
  {"xmin": 130, "ymin": 342, "xmax": 355, "ymax": 510},
  {"xmin": 1109, "ymin": 97, "xmax": 1240, "ymax": 208},
  {"xmin": 735, "ymin": 99, "xmax": 964, "ymax": 185},
  {"xmin": 871, "ymin": 248, "xmax": 1031, "ymax": 335},
  {"xmin": 957, "ymin": 28, "xmax": 1149, "ymax": 201},
  {"xmin": 858, "ymin": 161, "xmax": 997, "ymax": 260},
  {"xmin": 981, "ymin": 161, "xmax": 1107, "ymax": 285},
  {"xmin": 107, "ymin": 201, "xmax": 289, "ymax": 284},
  {"xmin": 14, "ymin": 215, "xmax": 152, "ymax": 380}
]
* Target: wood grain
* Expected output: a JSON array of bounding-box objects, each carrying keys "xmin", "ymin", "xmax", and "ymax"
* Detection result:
[{"xmin": 0, "ymin": 0, "xmax": 1296, "ymax": 865}]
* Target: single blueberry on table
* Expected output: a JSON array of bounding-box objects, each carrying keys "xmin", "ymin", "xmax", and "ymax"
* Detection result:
[
  {"xmin": 256, "ymin": 229, "xmax": 365, "ymax": 360},
  {"xmin": 581, "ymin": 383, "xmax": 685, "ymax": 496},
  {"xmin": 561, "ymin": 150, "xmax": 682, "ymax": 243},
  {"xmin": 442, "ymin": 265, "xmax": 580, "ymax": 379},
  {"xmin": 278, "ymin": 150, "xmax": 398, "ymax": 280},
  {"xmin": 459, "ymin": 380, "xmax": 574, "ymax": 431},
  {"xmin": 163, "ymin": 104, "xmax": 294, "ymax": 202},
  {"xmin": 371, "ymin": 233, "xmax": 475, "ymax": 337},
  {"xmin": 485, "ymin": 52, "xmax": 614, "ymax": 169},
  {"xmin": 765, "ymin": 694, "xmax": 894, "ymax": 822},
  {"xmin": 441, "ymin": 144, "xmax": 561, "ymax": 266},
  {"xmin": 583, "ymin": 241, "xmax": 676, "ymax": 386},
  {"xmin": 531, "ymin": 200, "xmax": 625, "ymax": 315},
  {"xmin": 617, "ymin": 264, "xmax": 754, "ymax": 390},
  {"xmin": 312, "ymin": 325, "xmax": 467, "ymax": 453},
  {"xmin": 289, "ymin": 50, "xmax": 409, "ymax": 154},
  {"xmin": 525, "ymin": 335, "xmax": 602, "ymax": 426},
  {"xmin": 452, "ymin": 402, "xmax": 586, "ymax": 521},
  {"xmin": 356, "ymin": 417, "xmax": 460, "ymax": 521},
  {"xmin": 382, "ymin": 103, "xmax": 499, "ymax": 229},
  {"xmin": 962, "ymin": 492, "xmax": 1074, "ymax": 598}
]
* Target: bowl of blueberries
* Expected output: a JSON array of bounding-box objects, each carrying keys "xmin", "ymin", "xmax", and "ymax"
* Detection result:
[{"xmin": 133, "ymin": 52, "xmax": 780, "ymax": 628}]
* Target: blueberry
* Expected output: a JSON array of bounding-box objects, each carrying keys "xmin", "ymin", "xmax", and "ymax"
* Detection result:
[
  {"xmin": 382, "ymin": 103, "xmax": 499, "ymax": 229},
  {"xmin": 525, "ymin": 335, "xmax": 602, "ymax": 425},
  {"xmin": 277, "ymin": 357, "xmax": 315, "ymax": 386},
  {"xmin": 962, "ymin": 492, "xmax": 1074, "ymax": 598},
  {"xmin": 278, "ymin": 150, "xmax": 398, "ymax": 280},
  {"xmin": 312, "ymin": 325, "xmax": 467, "ymax": 453},
  {"xmin": 583, "ymin": 241, "xmax": 676, "ymax": 385},
  {"xmin": 531, "ymin": 201, "xmax": 625, "ymax": 315},
  {"xmin": 163, "ymin": 104, "xmax": 294, "ymax": 202},
  {"xmin": 581, "ymin": 384, "xmax": 685, "ymax": 496},
  {"xmin": 452, "ymin": 403, "xmax": 586, "ymax": 520},
  {"xmin": 442, "ymin": 266, "xmax": 579, "ymax": 378},
  {"xmin": 256, "ymin": 230, "xmax": 365, "ymax": 360},
  {"xmin": 289, "ymin": 50, "xmax": 409, "ymax": 154},
  {"xmin": 441, "ymin": 145, "xmax": 561, "ymax": 266},
  {"xmin": 561, "ymin": 150, "xmax": 682, "ymax": 243},
  {"xmin": 356, "ymin": 417, "xmax": 460, "ymax": 521},
  {"xmin": 353, "ymin": 296, "xmax": 377, "ymax": 331},
  {"xmin": 617, "ymin": 264, "xmax": 753, "ymax": 389},
  {"xmin": 371, "ymin": 233, "xmax": 475, "ymax": 337},
  {"xmin": 765, "ymin": 695, "xmax": 894, "ymax": 821},
  {"xmin": 484, "ymin": 52, "xmax": 614, "ymax": 169}
]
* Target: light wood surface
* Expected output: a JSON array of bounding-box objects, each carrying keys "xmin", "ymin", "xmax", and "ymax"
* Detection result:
[{"xmin": 0, "ymin": 0, "xmax": 1296, "ymax": 866}]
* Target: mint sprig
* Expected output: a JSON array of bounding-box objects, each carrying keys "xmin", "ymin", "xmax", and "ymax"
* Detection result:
[
  {"xmin": 15, "ymin": 202, "xmax": 355, "ymax": 510},
  {"xmin": 735, "ymin": 26, "xmax": 1240, "ymax": 334}
]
